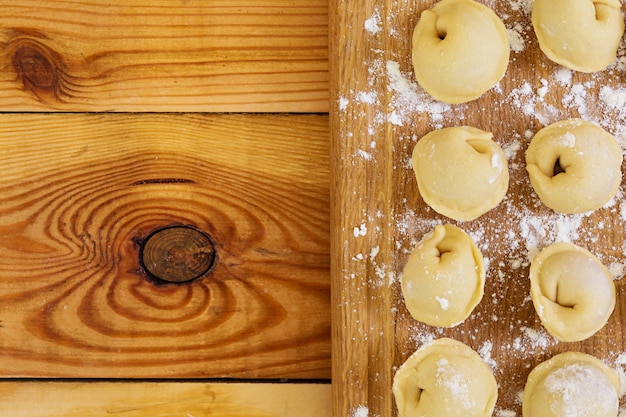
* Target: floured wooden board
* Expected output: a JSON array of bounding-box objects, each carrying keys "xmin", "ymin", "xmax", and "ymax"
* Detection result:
[
  {"xmin": 0, "ymin": 113, "xmax": 330, "ymax": 379},
  {"xmin": 331, "ymin": 0, "xmax": 626, "ymax": 416}
]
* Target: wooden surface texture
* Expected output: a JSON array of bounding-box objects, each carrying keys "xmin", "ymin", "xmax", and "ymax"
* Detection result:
[
  {"xmin": 0, "ymin": 0, "xmax": 328, "ymax": 112},
  {"xmin": 332, "ymin": 0, "xmax": 626, "ymax": 416},
  {"xmin": 0, "ymin": 113, "xmax": 330, "ymax": 379},
  {"xmin": 0, "ymin": 381, "xmax": 331, "ymax": 416}
]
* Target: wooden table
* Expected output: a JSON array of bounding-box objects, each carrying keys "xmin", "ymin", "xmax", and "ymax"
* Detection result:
[
  {"xmin": 4, "ymin": 1, "xmax": 626, "ymax": 416},
  {"xmin": 0, "ymin": 1, "xmax": 331, "ymax": 415},
  {"xmin": 332, "ymin": 0, "xmax": 626, "ymax": 416}
]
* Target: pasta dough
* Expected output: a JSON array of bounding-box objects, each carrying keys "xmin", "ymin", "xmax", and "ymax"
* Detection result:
[
  {"xmin": 393, "ymin": 338, "xmax": 498, "ymax": 417},
  {"xmin": 412, "ymin": 0, "xmax": 509, "ymax": 104},
  {"xmin": 525, "ymin": 119, "xmax": 622, "ymax": 214},
  {"xmin": 532, "ymin": 0, "xmax": 625, "ymax": 72},
  {"xmin": 529, "ymin": 242, "xmax": 616, "ymax": 342},
  {"xmin": 401, "ymin": 224, "xmax": 485, "ymax": 327},
  {"xmin": 412, "ymin": 126, "xmax": 509, "ymax": 221},
  {"xmin": 523, "ymin": 352, "xmax": 620, "ymax": 417}
]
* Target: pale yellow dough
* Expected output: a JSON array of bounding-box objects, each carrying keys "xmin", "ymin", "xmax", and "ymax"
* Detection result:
[
  {"xmin": 412, "ymin": 0, "xmax": 510, "ymax": 104},
  {"xmin": 525, "ymin": 119, "xmax": 622, "ymax": 214},
  {"xmin": 393, "ymin": 338, "xmax": 498, "ymax": 417},
  {"xmin": 412, "ymin": 126, "xmax": 509, "ymax": 221},
  {"xmin": 401, "ymin": 224, "xmax": 485, "ymax": 327},
  {"xmin": 523, "ymin": 352, "xmax": 620, "ymax": 417},
  {"xmin": 529, "ymin": 242, "xmax": 616, "ymax": 342},
  {"xmin": 532, "ymin": 0, "xmax": 625, "ymax": 72}
]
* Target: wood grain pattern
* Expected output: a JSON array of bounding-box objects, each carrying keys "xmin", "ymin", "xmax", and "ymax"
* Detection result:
[
  {"xmin": 0, "ymin": 0, "xmax": 328, "ymax": 112},
  {"xmin": 0, "ymin": 381, "xmax": 331, "ymax": 416},
  {"xmin": 0, "ymin": 113, "xmax": 330, "ymax": 379},
  {"xmin": 332, "ymin": 0, "xmax": 626, "ymax": 415}
]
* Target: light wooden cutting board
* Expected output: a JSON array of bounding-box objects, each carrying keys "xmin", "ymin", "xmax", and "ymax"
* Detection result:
[{"xmin": 331, "ymin": 0, "xmax": 626, "ymax": 415}]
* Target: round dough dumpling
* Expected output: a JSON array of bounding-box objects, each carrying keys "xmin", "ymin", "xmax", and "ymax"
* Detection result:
[
  {"xmin": 525, "ymin": 119, "xmax": 622, "ymax": 214},
  {"xmin": 412, "ymin": 0, "xmax": 510, "ymax": 104},
  {"xmin": 401, "ymin": 224, "xmax": 485, "ymax": 327},
  {"xmin": 393, "ymin": 338, "xmax": 498, "ymax": 417},
  {"xmin": 523, "ymin": 352, "xmax": 620, "ymax": 417},
  {"xmin": 532, "ymin": 0, "xmax": 625, "ymax": 72},
  {"xmin": 412, "ymin": 126, "xmax": 509, "ymax": 221},
  {"xmin": 529, "ymin": 242, "xmax": 616, "ymax": 342}
]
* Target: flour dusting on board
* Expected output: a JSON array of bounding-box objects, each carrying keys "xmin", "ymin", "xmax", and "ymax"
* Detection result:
[
  {"xmin": 352, "ymin": 406, "xmax": 369, "ymax": 417},
  {"xmin": 364, "ymin": 8, "xmax": 382, "ymax": 35},
  {"xmin": 339, "ymin": 0, "xmax": 626, "ymax": 414}
]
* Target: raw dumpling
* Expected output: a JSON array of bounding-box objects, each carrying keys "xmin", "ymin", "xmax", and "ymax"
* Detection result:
[
  {"xmin": 401, "ymin": 224, "xmax": 485, "ymax": 327},
  {"xmin": 532, "ymin": 0, "xmax": 624, "ymax": 72},
  {"xmin": 393, "ymin": 338, "xmax": 498, "ymax": 417},
  {"xmin": 529, "ymin": 242, "xmax": 616, "ymax": 342},
  {"xmin": 523, "ymin": 352, "xmax": 620, "ymax": 417},
  {"xmin": 525, "ymin": 119, "xmax": 622, "ymax": 214},
  {"xmin": 412, "ymin": 0, "xmax": 509, "ymax": 104},
  {"xmin": 412, "ymin": 126, "xmax": 509, "ymax": 221}
]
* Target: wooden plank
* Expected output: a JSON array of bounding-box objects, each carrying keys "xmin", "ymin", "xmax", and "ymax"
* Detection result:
[
  {"xmin": 0, "ymin": 113, "xmax": 330, "ymax": 379},
  {"xmin": 0, "ymin": 0, "xmax": 328, "ymax": 113},
  {"xmin": 330, "ymin": 1, "xmax": 396, "ymax": 417},
  {"xmin": 332, "ymin": 0, "xmax": 626, "ymax": 416},
  {"xmin": 0, "ymin": 381, "xmax": 331, "ymax": 417}
]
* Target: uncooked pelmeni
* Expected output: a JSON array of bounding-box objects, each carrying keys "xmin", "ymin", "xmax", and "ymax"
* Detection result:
[
  {"xmin": 412, "ymin": 0, "xmax": 509, "ymax": 104},
  {"xmin": 393, "ymin": 338, "xmax": 498, "ymax": 417},
  {"xmin": 412, "ymin": 126, "xmax": 509, "ymax": 221},
  {"xmin": 525, "ymin": 119, "xmax": 622, "ymax": 214},
  {"xmin": 532, "ymin": 0, "xmax": 624, "ymax": 72},
  {"xmin": 401, "ymin": 224, "xmax": 485, "ymax": 327},
  {"xmin": 523, "ymin": 352, "xmax": 620, "ymax": 417},
  {"xmin": 529, "ymin": 242, "xmax": 616, "ymax": 342}
]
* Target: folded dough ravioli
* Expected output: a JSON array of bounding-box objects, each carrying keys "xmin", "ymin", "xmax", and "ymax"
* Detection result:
[
  {"xmin": 412, "ymin": 0, "xmax": 509, "ymax": 103},
  {"xmin": 525, "ymin": 119, "xmax": 622, "ymax": 214},
  {"xmin": 412, "ymin": 126, "xmax": 509, "ymax": 221},
  {"xmin": 401, "ymin": 224, "xmax": 485, "ymax": 327},
  {"xmin": 532, "ymin": 0, "xmax": 624, "ymax": 72},
  {"xmin": 393, "ymin": 338, "xmax": 498, "ymax": 417},
  {"xmin": 523, "ymin": 352, "xmax": 620, "ymax": 417},
  {"xmin": 529, "ymin": 242, "xmax": 616, "ymax": 342}
]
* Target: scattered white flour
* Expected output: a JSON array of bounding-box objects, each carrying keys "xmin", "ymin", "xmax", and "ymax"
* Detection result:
[
  {"xmin": 609, "ymin": 35, "xmax": 626, "ymax": 72},
  {"xmin": 386, "ymin": 60, "xmax": 451, "ymax": 125},
  {"xmin": 562, "ymin": 83, "xmax": 589, "ymax": 118},
  {"xmin": 352, "ymin": 405, "xmax": 369, "ymax": 417},
  {"xmin": 479, "ymin": 340, "xmax": 497, "ymax": 369},
  {"xmin": 609, "ymin": 261, "xmax": 626, "ymax": 280},
  {"xmin": 496, "ymin": 410, "xmax": 517, "ymax": 417},
  {"xmin": 364, "ymin": 9, "xmax": 382, "ymax": 35},
  {"xmin": 338, "ymin": 96, "xmax": 349, "ymax": 111},
  {"xmin": 355, "ymin": 148, "xmax": 373, "ymax": 161},
  {"xmin": 600, "ymin": 86, "xmax": 626, "ymax": 140},
  {"xmin": 508, "ymin": 0, "xmax": 533, "ymax": 14},
  {"xmin": 508, "ymin": 82, "xmax": 556, "ymax": 125},
  {"xmin": 353, "ymin": 223, "xmax": 368, "ymax": 237},
  {"xmin": 600, "ymin": 86, "xmax": 626, "ymax": 109},
  {"xmin": 506, "ymin": 24, "xmax": 525, "ymax": 52},
  {"xmin": 355, "ymin": 91, "xmax": 378, "ymax": 105},
  {"xmin": 554, "ymin": 68, "xmax": 573, "ymax": 86},
  {"xmin": 435, "ymin": 296, "xmax": 450, "ymax": 311},
  {"xmin": 520, "ymin": 326, "xmax": 555, "ymax": 351}
]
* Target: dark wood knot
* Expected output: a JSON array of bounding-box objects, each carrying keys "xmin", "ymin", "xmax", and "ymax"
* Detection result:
[
  {"xmin": 12, "ymin": 43, "xmax": 59, "ymax": 93},
  {"xmin": 139, "ymin": 225, "xmax": 217, "ymax": 285}
]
